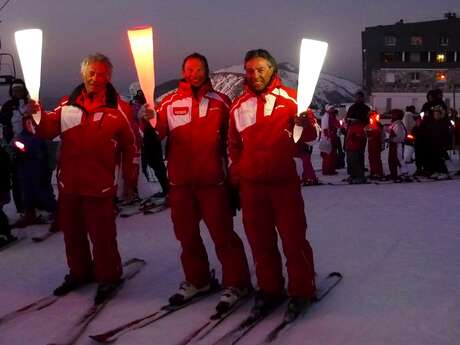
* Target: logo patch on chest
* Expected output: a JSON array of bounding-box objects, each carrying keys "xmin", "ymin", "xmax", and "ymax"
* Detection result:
[{"xmin": 173, "ymin": 107, "xmax": 189, "ymax": 115}]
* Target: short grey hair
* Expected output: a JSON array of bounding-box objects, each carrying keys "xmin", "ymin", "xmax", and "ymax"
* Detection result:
[{"xmin": 80, "ymin": 53, "xmax": 113, "ymax": 76}]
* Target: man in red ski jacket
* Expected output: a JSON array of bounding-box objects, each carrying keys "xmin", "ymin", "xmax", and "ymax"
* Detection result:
[
  {"xmin": 228, "ymin": 49, "xmax": 316, "ymax": 317},
  {"xmin": 144, "ymin": 53, "xmax": 251, "ymax": 313},
  {"xmin": 28, "ymin": 54, "xmax": 139, "ymax": 304}
]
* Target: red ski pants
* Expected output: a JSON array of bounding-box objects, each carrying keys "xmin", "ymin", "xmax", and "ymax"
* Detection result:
[
  {"xmin": 58, "ymin": 194, "xmax": 122, "ymax": 284},
  {"xmin": 169, "ymin": 184, "xmax": 251, "ymax": 289},
  {"xmin": 368, "ymin": 140, "xmax": 383, "ymax": 177},
  {"xmin": 239, "ymin": 180, "xmax": 315, "ymax": 298}
]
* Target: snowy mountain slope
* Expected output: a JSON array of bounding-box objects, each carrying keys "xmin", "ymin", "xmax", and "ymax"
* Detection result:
[
  {"xmin": 156, "ymin": 62, "xmax": 360, "ymax": 106},
  {"xmin": 0, "ymin": 152, "xmax": 459, "ymax": 345}
]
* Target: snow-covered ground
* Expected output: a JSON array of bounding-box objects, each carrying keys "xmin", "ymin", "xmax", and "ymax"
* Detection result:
[{"xmin": 1, "ymin": 148, "xmax": 460, "ymax": 345}]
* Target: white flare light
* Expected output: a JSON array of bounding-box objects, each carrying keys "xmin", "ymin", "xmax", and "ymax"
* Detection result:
[
  {"xmin": 14, "ymin": 29, "xmax": 43, "ymax": 101},
  {"xmin": 127, "ymin": 26, "xmax": 156, "ymax": 127},
  {"xmin": 293, "ymin": 38, "xmax": 328, "ymax": 143}
]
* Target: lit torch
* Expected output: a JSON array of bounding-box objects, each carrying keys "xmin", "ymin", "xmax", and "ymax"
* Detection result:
[
  {"xmin": 14, "ymin": 140, "xmax": 26, "ymax": 152},
  {"xmin": 14, "ymin": 28, "xmax": 43, "ymax": 127},
  {"xmin": 293, "ymin": 38, "xmax": 328, "ymax": 143},
  {"xmin": 127, "ymin": 26, "xmax": 156, "ymax": 127}
]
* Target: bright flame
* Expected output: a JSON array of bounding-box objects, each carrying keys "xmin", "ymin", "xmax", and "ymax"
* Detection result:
[
  {"xmin": 15, "ymin": 29, "xmax": 43, "ymax": 101},
  {"xmin": 127, "ymin": 26, "xmax": 156, "ymax": 126},
  {"xmin": 376, "ymin": 114, "xmax": 380, "ymax": 122},
  {"xmin": 420, "ymin": 112, "xmax": 424, "ymax": 119},
  {"xmin": 14, "ymin": 140, "xmax": 26, "ymax": 152},
  {"xmin": 451, "ymin": 120, "xmax": 455, "ymax": 126},
  {"xmin": 407, "ymin": 134, "xmax": 414, "ymax": 140},
  {"xmin": 293, "ymin": 38, "xmax": 328, "ymax": 142},
  {"xmin": 370, "ymin": 118, "xmax": 374, "ymax": 125}
]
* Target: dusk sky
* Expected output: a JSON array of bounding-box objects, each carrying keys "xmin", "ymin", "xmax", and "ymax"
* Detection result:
[{"xmin": 1, "ymin": 0, "xmax": 459, "ymax": 99}]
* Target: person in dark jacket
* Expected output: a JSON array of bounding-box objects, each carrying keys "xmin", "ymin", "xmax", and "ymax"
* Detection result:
[
  {"xmin": 344, "ymin": 91, "xmax": 370, "ymax": 183},
  {"xmin": 416, "ymin": 89, "xmax": 450, "ymax": 178},
  {"xmin": 0, "ymin": 79, "xmax": 29, "ymax": 214},
  {"xmin": 0, "ymin": 79, "xmax": 57, "ymax": 227},
  {"xmin": 0, "ymin": 144, "xmax": 17, "ymax": 246},
  {"xmin": 130, "ymin": 90, "xmax": 169, "ymax": 204}
]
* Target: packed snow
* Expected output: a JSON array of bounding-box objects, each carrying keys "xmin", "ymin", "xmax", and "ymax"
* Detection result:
[{"xmin": 0, "ymin": 149, "xmax": 459, "ymax": 345}]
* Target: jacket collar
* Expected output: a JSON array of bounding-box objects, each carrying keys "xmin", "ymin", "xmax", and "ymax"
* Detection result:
[{"xmin": 67, "ymin": 83, "xmax": 119, "ymax": 110}]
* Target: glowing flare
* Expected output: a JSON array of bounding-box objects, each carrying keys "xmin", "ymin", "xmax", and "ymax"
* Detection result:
[
  {"xmin": 127, "ymin": 26, "xmax": 156, "ymax": 127},
  {"xmin": 451, "ymin": 120, "xmax": 455, "ymax": 126},
  {"xmin": 293, "ymin": 39, "xmax": 328, "ymax": 142},
  {"xmin": 420, "ymin": 112, "xmax": 425, "ymax": 119},
  {"xmin": 407, "ymin": 134, "xmax": 414, "ymax": 140},
  {"xmin": 14, "ymin": 140, "xmax": 26, "ymax": 152},
  {"xmin": 14, "ymin": 29, "xmax": 43, "ymax": 101}
]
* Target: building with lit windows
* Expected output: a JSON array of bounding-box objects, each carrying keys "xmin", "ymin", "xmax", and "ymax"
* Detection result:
[{"xmin": 362, "ymin": 13, "xmax": 460, "ymax": 113}]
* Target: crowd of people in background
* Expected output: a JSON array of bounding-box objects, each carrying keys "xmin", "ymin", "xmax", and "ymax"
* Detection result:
[{"xmin": 312, "ymin": 89, "xmax": 460, "ymax": 185}]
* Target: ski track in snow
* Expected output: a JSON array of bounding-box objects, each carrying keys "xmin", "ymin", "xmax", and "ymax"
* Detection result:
[{"xmin": 1, "ymin": 150, "xmax": 459, "ymax": 345}]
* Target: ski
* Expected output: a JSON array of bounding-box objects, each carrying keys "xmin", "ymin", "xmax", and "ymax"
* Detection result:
[
  {"xmin": 175, "ymin": 291, "xmax": 254, "ymax": 345},
  {"xmin": 143, "ymin": 204, "xmax": 168, "ymax": 214},
  {"xmin": 260, "ymin": 272, "xmax": 343, "ymax": 344},
  {"xmin": 213, "ymin": 296, "xmax": 287, "ymax": 345},
  {"xmin": 89, "ymin": 284, "xmax": 221, "ymax": 343},
  {"xmin": 47, "ymin": 257, "xmax": 146, "ymax": 345},
  {"xmin": 0, "ymin": 258, "xmax": 142, "ymax": 328},
  {"xmin": 413, "ymin": 175, "xmax": 457, "ymax": 183},
  {"xmin": 214, "ymin": 272, "xmax": 342, "ymax": 345},
  {"xmin": 0, "ymin": 235, "xmax": 27, "ymax": 252},
  {"xmin": 0, "ymin": 294, "xmax": 59, "ymax": 326},
  {"xmin": 32, "ymin": 231, "xmax": 59, "ymax": 243},
  {"xmin": 119, "ymin": 203, "xmax": 167, "ymax": 218}
]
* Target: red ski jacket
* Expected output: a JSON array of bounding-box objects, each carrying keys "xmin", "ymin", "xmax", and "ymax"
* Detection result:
[
  {"xmin": 345, "ymin": 120, "xmax": 367, "ymax": 152},
  {"xmin": 36, "ymin": 84, "xmax": 139, "ymax": 197},
  {"xmin": 156, "ymin": 80, "xmax": 232, "ymax": 186},
  {"xmin": 228, "ymin": 75, "xmax": 308, "ymax": 184}
]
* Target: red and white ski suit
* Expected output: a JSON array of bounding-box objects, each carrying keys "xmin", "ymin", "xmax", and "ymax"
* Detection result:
[
  {"xmin": 228, "ymin": 75, "xmax": 315, "ymax": 298},
  {"xmin": 36, "ymin": 84, "xmax": 139, "ymax": 283},
  {"xmin": 156, "ymin": 80, "xmax": 251, "ymax": 289}
]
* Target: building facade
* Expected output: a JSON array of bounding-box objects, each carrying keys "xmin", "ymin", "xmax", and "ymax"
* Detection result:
[{"xmin": 362, "ymin": 13, "xmax": 460, "ymax": 113}]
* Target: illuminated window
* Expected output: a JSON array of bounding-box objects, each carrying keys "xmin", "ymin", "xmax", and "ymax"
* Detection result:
[
  {"xmin": 410, "ymin": 36, "xmax": 423, "ymax": 46},
  {"xmin": 435, "ymin": 71, "xmax": 447, "ymax": 82},
  {"xmin": 381, "ymin": 52, "xmax": 402, "ymax": 63},
  {"xmin": 436, "ymin": 53, "xmax": 446, "ymax": 63},
  {"xmin": 384, "ymin": 35, "xmax": 397, "ymax": 46}
]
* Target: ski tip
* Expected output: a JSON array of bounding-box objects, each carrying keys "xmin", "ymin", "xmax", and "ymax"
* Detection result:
[
  {"xmin": 327, "ymin": 272, "xmax": 343, "ymax": 278},
  {"xmin": 89, "ymin": 335, "xmax": 112, "ymax": 343}
]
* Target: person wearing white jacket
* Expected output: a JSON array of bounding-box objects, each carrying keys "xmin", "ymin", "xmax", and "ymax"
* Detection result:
[
  {"xmin": 402, "ymin": 106, "xmax": 417, "ymax": 163},
  {"xmin": 388, "ymin": 109, "xmax": 410, "ymax": 181}
]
